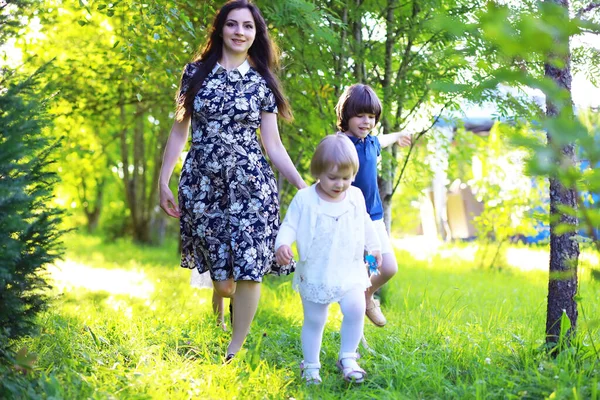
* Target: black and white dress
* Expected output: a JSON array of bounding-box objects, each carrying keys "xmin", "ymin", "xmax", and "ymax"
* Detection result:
[{"xmin": 178, "ymin": 60, "xmax": 281, "ymax": 283}]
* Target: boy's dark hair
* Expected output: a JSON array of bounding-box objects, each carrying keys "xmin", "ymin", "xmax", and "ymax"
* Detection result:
[{"xmin": 335, "ymin": 84, "xmax": 382, "ymax": 132}]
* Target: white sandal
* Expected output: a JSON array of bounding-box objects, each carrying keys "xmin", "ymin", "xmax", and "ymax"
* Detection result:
[
  {"xmin": 336, "ymin": 352, "xmax": 366, "ymax": 383},
  {"xmin": 300, "ymin": 361, "xmax": 322, "ymax": 385}
]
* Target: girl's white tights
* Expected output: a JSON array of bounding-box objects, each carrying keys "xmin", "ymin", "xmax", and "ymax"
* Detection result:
[{"xmin": 301, "ymin": 288, "xmax": 366, "ymax": 364}]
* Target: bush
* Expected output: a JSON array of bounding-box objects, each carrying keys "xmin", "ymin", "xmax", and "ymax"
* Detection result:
[{"xmin": 0, "ymin": 68, "xmax": 64, "ymax": 382}]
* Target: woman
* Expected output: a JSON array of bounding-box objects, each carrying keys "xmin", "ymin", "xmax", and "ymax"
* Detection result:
[{"xmin": 158, "ymin": 0, "xmax": 305, "ymax": 360}]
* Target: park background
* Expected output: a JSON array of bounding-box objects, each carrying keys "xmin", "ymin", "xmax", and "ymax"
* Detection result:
[{"xmin": 1, "ymin": 0, "xmax": 600, "ymax": 398}]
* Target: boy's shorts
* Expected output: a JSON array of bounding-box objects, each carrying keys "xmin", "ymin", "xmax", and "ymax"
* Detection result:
[{"xmin": 373, "ymin": 219, "xmax": 394, "ymax": 255}]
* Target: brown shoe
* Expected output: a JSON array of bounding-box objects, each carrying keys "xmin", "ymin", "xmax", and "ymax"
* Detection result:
[{"xmin": 365, "ymin": 297, "xmax": 387, "ymax": 327}]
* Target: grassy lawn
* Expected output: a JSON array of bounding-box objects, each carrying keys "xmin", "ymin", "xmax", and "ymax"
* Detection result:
[{"xmin": 12, "ymin": 233, "xmax": 600, "ymax": 399}]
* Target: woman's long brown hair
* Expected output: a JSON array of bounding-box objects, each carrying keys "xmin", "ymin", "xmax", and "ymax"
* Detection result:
[{"xmin": 175, "ymin": 0, "xmax": 292, "ymax": 122}]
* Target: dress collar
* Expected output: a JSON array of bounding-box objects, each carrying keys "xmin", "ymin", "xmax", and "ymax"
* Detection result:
[
  {"xmin": 342, "ymin": 132, "xmax": 372, "ymax": 144},
  {"xmin": 211, "ymin": 59, "xmax": 251, "ymax": 77}
]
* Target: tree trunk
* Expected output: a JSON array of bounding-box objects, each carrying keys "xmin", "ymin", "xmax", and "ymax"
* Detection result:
[
  {"xmin": 544, "ymin": 0, "xmax": 579, "ymax": 347},
  {"xmin": 84, "ymin": 180, "xmax": 103, "ymax": 234},
  {"xmin": 132, "ymin": 103, "xmax": 150, "ymax": 243},
  {"xmin": 352, "ymin": 0, "xmax": 366, "ymax": 82},
  {"xmin": 79, "ymin": 174, "xmax": 104, "ymax": 234},
  {"xmin": 378, "ymin": 0, "xmax": 399, "ymax": 233},
  {"xmin": 120, "ymin": 93, "xmax": 150, "ymax": 243}
]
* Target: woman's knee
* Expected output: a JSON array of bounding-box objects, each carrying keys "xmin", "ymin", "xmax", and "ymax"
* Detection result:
[{"xmin": 213, "ymin": 280, "xmax": 236, "ymax": 297}]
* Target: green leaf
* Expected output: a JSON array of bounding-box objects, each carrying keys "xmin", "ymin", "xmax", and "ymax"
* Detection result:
[
  {"xmin": 559, "ymin": 311, "xmax": 572, "ymax": 340},
  {"xmin": 86, "ymin": 326, "xmax": 100, "ymax": 348},
  {"xmin": 554, "ymin": 223, "xmax": 577, "ymax": 235}
]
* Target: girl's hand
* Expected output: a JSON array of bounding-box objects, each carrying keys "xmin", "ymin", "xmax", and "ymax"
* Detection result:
[
  {"xmin": 159, "ymin": 184, "xmax": 181, "ymax": 218},
  {"xmin": 275, "ymin": 245, "xmax": 294, "ymax": 266},
  {"xmin": 396, "ymin": 133, "xmax": 412, "ymax": 147}
]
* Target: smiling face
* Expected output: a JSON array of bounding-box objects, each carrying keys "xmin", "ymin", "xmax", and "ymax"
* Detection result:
[
  {"xmin": 222, "ymin": 8, "xmax": 256, "ymax": 56},
  {"xmin": 346, "ymin": 113, "xmax": 377, "ymax": 139},
  {"xmin": 316, "ymin": 165, "xmax": 355, "ymax": 202}
]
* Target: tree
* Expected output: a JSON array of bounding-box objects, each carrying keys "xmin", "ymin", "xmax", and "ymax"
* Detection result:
[
  {"xmin": 17, "ymin": 0, "xmax": 216, "ymax": 242},
  {"xmin": 543, "ymin": 0, "xmax": 579, "ymax": 347},
  {"xmin": 472, "ymin": 0, "xmax": 599, "ymax": 348},
  {"xmin": 1, "ymin": 60, "xmax": 63, "ymax": 397}
]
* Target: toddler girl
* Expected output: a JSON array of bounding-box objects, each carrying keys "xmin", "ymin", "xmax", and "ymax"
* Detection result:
[{"xmin": 275, "ymin": 133, "xmax": 382, "ymax": 384}]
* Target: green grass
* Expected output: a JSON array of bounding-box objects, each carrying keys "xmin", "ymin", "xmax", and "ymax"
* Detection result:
[{"xmin": 7, "ymin": 233, "xmax": 600, "ymax": 399}]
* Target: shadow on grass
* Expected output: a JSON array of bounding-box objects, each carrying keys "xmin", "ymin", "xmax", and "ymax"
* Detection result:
[{"xmin": 61, "ymin": 232, "xmax": 180, "ymax": 270}]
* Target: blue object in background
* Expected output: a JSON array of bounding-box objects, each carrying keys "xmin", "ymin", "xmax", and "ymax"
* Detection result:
[
  {"xmin": 579, "ymin": 159, "xmax": 600, "ymax": 239},
  {"xmin": 523, "ymin": 159, "xmax": 599, "ymax": 243},
  {"xmin": 522, "ymin": 179, "xmax": 550, "ymax": 244}
]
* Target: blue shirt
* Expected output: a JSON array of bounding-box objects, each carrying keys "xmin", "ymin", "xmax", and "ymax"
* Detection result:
[{"xmin": 346, "ymin": 134, "xmax": 383, "ymax": 221}]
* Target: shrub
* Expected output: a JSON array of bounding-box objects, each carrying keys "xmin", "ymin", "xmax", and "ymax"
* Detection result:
[{"xmin": 0, "ymin": 68, "xmax": 64, "ymax": 381}]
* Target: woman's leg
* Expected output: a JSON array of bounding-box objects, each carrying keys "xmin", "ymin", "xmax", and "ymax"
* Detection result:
[
  {"xmin": 212, "ymin": 290, "xmax": 226, "ymax": 329},
  {"xmin": 226, "ymin": 280, "xmax": 261, "ymax": 355},
  {"xmin": 213, "ymin": 279, "xmax": 236, "ymax": 298},
  {"xmin": 301, "ymin": 298, "xmax": 329, "ymax": 364},
  {"xmin": 339, "ymin": 288, "xmax": 367, "ymax": 355},
  {"xmin": 213, "ymin": 280, "xmax": 235, "ymax": 331}
]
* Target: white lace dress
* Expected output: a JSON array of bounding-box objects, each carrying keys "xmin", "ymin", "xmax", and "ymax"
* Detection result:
[{"xmin": 292, "ymin": 197, "xmax": 371, "ymax": 304}]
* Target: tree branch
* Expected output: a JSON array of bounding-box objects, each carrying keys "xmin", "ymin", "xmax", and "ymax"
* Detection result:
[{"xmin": 577, "ymin": 2, "xmax": 600, "ymax": 18}]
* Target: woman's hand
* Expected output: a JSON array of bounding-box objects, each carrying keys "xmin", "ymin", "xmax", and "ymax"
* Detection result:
[
  {"xmin": 275, "ymin": 245, "xmax": 294, "ymax": 266},
  {"xmin": 160, "ymin": 183, "xmax": 181, "ymax": 218}
]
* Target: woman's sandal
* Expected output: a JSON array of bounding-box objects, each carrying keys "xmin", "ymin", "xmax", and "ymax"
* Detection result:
[
  {"xmin": 336, "ymin": 352, "xmax": 366, "ymax": 383},
  {"xmin": 300, "ymin": 361, "xmax": 322, "ymax": 385},
  {"xmin": 224, "ymin": 353, "xmax": 235, "ymax": 364}
]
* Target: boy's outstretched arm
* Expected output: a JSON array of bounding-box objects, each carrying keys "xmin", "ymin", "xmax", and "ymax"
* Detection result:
[{"xmin": 378, "ymin": 131, "xmax": 412, "ymax": 148}]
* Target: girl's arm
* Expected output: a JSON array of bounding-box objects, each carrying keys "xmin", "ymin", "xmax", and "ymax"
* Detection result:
[
  {"xmin": 158, "ymin": 116, "xmax": 190, "ymax": 218},
  {"xmin": 275, "ymin": 194, "xmax": 302, "ymax": 265},
  {"xmin": 378, "ymin": 131, "xmax": 412, "ymax": 149},
  {"xmin": 260, "ymin": 112, "xmax": 307, "ymax": 190}
]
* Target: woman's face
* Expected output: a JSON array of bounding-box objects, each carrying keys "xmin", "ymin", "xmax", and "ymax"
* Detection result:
[{"xmin": 222, "ymin": 8, "xmax": 256, "ymax": 57}]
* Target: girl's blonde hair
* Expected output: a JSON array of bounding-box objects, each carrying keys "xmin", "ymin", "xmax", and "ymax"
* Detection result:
[
  {"xmin": 310, "ymin": 133, "xmax": 359, "ymax": 178},
  {"xmin": 335, "ymin": 84, "xmax": 382, "ymax": 132}
]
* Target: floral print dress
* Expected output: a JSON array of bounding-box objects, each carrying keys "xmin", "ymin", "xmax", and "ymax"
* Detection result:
[{"xmin": 178, "ymin": 60, "xmax": 280, "ymax": 282}]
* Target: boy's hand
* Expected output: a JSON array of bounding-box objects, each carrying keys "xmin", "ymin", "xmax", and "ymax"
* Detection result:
[
  {"xmin": 275, "ymin": 245, "xmax": 294, "ymax": 266},
  {"xmin": 373, "ymin": 250, "xmax": 383, "ymax": 268},
  {"xmin": 396, "ymin": 133, "xmax": 412, "ymax": 147}
]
